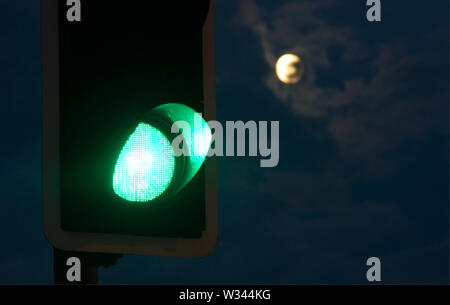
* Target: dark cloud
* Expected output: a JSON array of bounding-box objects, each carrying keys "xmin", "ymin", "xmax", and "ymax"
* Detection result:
[
  {"xmin": 228, "ymin": 0, "xmax": 449, "ymax": 283},
  {"xmin": 238, "ymin": 0, "xmax": 366, "ymax": 117},
  {"xmin": 237, "ymin": 0, "xmax": 448, "ymax": 170}
]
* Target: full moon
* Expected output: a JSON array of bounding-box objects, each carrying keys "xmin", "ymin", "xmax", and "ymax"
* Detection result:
[{"xmin": 276, "ymin": 54, "xmax": 304, "ymax": 84}]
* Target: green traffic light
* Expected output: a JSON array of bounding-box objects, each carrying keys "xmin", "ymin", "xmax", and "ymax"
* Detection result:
[
  {"xmin": 112, "ymin": 103, "xmax": 212, "ymax": 203},
  {"xmin": 113, "ymin": 123, "xmax": 176, "ymax": 202}
]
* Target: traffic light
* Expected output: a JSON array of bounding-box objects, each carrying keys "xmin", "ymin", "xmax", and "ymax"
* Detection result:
[{"xmin": 41, "ymin": 0, "xmax": 217, "ymax": 257}]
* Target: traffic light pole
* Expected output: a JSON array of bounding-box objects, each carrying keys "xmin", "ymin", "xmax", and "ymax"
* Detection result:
[
  {"xmin": 53, "ymin": 248, "xmax": 122, "ymax": 284},
  {"xmin": 42, "ymin": 0, "xmax": 217, "ymax": 265}
]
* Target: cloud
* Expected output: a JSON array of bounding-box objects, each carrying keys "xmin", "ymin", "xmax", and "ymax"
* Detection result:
[
  {"xmin": 237, "ymin": 0, "xmax": 448, "ymax": 163},
  {"xmin": 217, "ymin": 0, "xmax": 449, "ymax": 283},
  {"xmin": 329, "ymin": 42, "xmax": 448, "ymax": 164},
  {"xmin": 237, "ymin": 0, "xmax": 367, "ymax": 117},
  {"xmin": 237, "ymin": 0, "xmax": 422, "ymax": 119}
]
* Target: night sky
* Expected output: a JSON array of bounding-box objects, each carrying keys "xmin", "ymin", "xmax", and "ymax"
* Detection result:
[{"xmin": 0, "ymin": 0, "xmax": 448, "ymax": 284}]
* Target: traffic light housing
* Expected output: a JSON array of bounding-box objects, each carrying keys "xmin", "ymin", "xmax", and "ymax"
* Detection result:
[{"xmin": 41, "ymin": 0, "xmax": 217, "ymax": 257}]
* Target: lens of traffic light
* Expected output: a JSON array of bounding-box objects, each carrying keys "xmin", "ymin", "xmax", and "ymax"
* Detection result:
[{"xmin": 113, "ymin": 103, "xmax": 212, "ymax": 203}]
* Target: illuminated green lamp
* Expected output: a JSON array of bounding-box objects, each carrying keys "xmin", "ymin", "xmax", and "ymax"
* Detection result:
[{"xmin": 113, "ymin": 103, "xmax": 212, "ymax": 203}]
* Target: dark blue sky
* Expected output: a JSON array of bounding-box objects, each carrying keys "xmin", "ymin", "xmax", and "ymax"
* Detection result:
[{"xmin": 0, "ymin": 0, "xmax": 448, "ymax": 284}]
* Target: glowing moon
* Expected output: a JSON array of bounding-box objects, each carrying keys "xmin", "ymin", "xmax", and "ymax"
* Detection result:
[{"xmin": 276, "ymin": 54, "xmax": 304, "ymax": 84}]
